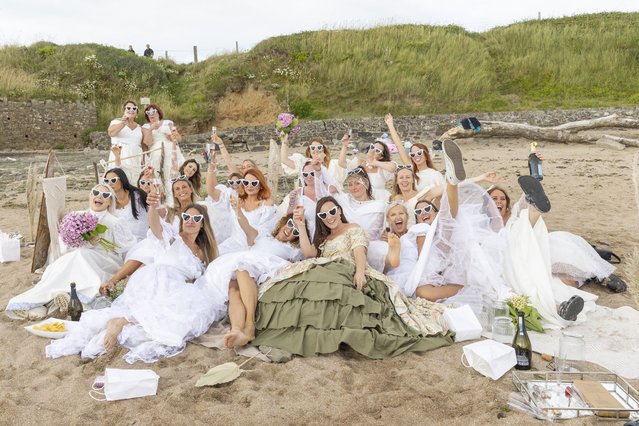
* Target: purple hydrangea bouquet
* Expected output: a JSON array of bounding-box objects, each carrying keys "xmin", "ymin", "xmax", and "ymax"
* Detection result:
[
  {"xmin": 59, "ymin": 211, "xmax": 118, "ymax": 252},
  {"xmin": 275, "ymin": 113, "xmax": 300, "ymax": 141}
]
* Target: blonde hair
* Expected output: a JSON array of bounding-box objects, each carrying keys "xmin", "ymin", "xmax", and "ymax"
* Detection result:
[{"xmin": 90, "ymin": 184, "xmax": 116, "ymax": 213}]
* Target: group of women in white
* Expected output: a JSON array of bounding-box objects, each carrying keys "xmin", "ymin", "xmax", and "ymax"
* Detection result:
[{"xmin": 5, "ymin": 101, "xmax": 626, "ymax": 363}]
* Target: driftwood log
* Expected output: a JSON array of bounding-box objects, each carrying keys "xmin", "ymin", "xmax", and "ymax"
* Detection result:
[{"xmin": 442, "ymin": 114, "xmax": 639, "ymax": 149}]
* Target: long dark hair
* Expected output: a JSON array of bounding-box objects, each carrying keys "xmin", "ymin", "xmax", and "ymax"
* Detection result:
[
  {"xmin": 313, "ymin": 196, "xmax": 348, "ymax": 253},
  {"xmin": 488, "ymin": 186, "xmax": 511, "ymax": 212},
  {"xmin": 104, "ymin": 168, "xmax": 148, "ymax": 219},
  {"xmin": 179, "ymin": 203, "xmax": 218, "ymax": 265},
  {"xmin": 179, "ymin": 159, "xmax": 202, "ymax": 194},
  {"xmin": 371, "ymin": 141, "xmax": 391, "ymax": 162}
]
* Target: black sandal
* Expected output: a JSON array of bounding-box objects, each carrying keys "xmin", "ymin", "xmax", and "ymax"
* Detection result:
[
  {"xmin": 518, "ymin": 176, "xmax": 551, "ymax": 213},
  {"xmin": 558, "ymin": 295, "xmax": 584, "ymax": 321},
  {"xmin": 605, "ymin": 274, "xmax": 627, "ymax": 293}
]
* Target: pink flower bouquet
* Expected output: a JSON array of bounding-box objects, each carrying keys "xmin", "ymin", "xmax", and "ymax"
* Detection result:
[
  {"xmin": 59, "ymin": 211, "xmax": 118, "ymax": 252},
  {"xmin": 275, "ymin": 113, "xmax": 300, "ymax": 141}
]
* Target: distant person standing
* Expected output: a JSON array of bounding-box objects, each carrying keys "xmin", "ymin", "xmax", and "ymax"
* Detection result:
[
  {"xmin": 143, "ymin": 44, "xmax": 154, "ymax": 58},
  {"xmin": 127, "ymin": 45, "xmax": 135, "ymax": 54}
]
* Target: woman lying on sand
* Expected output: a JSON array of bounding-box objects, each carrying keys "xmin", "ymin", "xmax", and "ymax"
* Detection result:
[{"xmin": 46, "ymin": 195, "xmax": 221, "ymax": 363}]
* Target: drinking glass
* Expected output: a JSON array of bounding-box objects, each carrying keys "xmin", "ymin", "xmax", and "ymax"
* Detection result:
[
  {"xmin": 492, "ymin": 317, "xmax": 515, "ymax": 344},
  {"xmin": 556, "ymin": 332, "xmax": 585, "ymax": 373}
]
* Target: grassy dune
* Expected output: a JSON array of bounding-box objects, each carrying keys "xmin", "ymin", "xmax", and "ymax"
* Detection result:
[{"xmin": 1, "ymin": 12, "xmax": 638, "ymax": 133}]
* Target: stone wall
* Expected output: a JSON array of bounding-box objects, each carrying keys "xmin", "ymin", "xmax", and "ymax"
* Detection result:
[
  {"xmin": 0, "ymin": 98, "xmax": 97, "ymax": 150},
  {"xmin": 170, "ymin": 105, "xmax": 639, "ymax": 152}
]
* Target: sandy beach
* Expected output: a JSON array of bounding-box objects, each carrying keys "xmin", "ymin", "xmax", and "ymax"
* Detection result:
[{"xmin": 0, "ymin": 134, "xmax": 637, "ymax": 425}]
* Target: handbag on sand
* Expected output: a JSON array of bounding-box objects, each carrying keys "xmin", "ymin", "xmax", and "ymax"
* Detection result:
[
  {"xmin": 0, "ymin": 232, "xmax": 20, "ymax": 263},
  {"xmin": 90, "ymin": 368, "xmax": 159, "ymax": 401},
  {"xmin": 442, "ymin": 305, "xmax": 482, "ymax": 342},
  {"xmin": 461, "ymin": 339, "xmax": 516, "ymax": 380}
]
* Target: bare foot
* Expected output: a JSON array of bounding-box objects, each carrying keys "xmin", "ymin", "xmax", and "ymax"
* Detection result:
[
  {"xmin": 224, "ymin": 329, "xmax": 251, "ymax": 348},
  {"xmin": 104, "ymin": 317, "xmax": 127, "ymax": 352},
  {"xmin": 244, "ymin": 322, "xmax": 255, "ymax": 342}
]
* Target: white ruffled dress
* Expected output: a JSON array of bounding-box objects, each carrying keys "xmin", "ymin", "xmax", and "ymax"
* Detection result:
[{"xmin": 45, "ymin": 222, "xmax": 225, "ymax": 363}]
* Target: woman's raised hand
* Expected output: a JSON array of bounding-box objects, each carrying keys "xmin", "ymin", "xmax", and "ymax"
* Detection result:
[
  {"xmin": 384, "ymin": 113, "xmax": 394, "ymax": 128},
  {"xmin": 143, "ymin": 165, "xmax": 155, "ymax": 179},
  {"xmin": 293, "ymin": 205, "xmax": 305, "ymax": 227},
  {"xmin": 341, "ymin": 134, "xmax": 351, "ymax": 147},
  {"xmin": 147, "ymin": 191, "xmax": 161, "ymax": 207},
  {"xmin": 481, "ymin": 171, "xmax": 500, "ymax": 184},
  {"xmin": 210, "ymin": 133, "xmax": 224, "ymax": 145},
  {"xmin": 111, "ymin": 145, "xmax": 122, "ymax": 157}
]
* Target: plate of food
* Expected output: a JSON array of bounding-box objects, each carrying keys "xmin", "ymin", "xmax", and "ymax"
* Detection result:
[{"xmin": 24, "ymin": 318, "xmax": 76, "ymax": 339}]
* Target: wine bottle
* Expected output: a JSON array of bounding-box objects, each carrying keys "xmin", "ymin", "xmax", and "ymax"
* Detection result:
[
  {"xmin": 68, "ymin": 282, "xmax": 83, "ymax": 321},
  {"xmin": 528, "ymin": 142, "xmax": 543, "ymax": 180},
  {"xmin": 513, "ymin": 311, "xmax": 532, "ymax": 370}
]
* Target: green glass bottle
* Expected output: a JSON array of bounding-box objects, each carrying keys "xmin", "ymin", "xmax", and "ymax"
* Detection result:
[
  {"xmin": 512, "ymin": 311, "xmax": 532, "ymax": 370},
  {"xmin": 68, "ymin": 282, "xmax": 83, "ymax": 321}
]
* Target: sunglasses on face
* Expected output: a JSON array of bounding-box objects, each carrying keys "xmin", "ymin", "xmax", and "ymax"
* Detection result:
[
  {"xmin": 91, "ymin": 188, "xmax": 112, "ymax": 199},
  {"xmin": 125, "ymin": 106, "xmax": 138, "ymax": 111},
  {"xmin": 302, "ymin": 171, "xmax": 316, "ymax": 178},
  {"xmin": 139, "ymin": 179, "xmax": 152, "ymax": 186},
  {"xmin": 317, "ymin": 206, "xmax": 339, "ymax": 220},
  {"xmin": 103, "ymin": 176, "xmax": 120, "ymax": 185},
  {"xmin": 170, "ymin": 175, "xmax": 188, "ymax": 183},
  {"xmin": 285, "ymin": 218, "xmax": 300, "ymax": 237},
  {"xmin": 309, "ymin": 145, "xmax": 324, "ymax": 151},
  {"xmin": 414, "ymin": 204, "xmax": 438, "ymax": 215},
  {"xmin": 347, "ymin": 167, "xmax": 365, "ymax": 176},
  {"xmin": 396, "ymin": 164, "xmax": 413, "ymax": 171},
  {"xmin": 227, "ymin": 179, "xmax": 242, "ymax": 186},
  {"xmin": 409, "ymin": 149, "xmax": 424, "ymax": 158},
  {"xmin": 241, "ymin": 179, "xmax": 260, "ymax": 188},
  {"xmin": 181, "ymin": 212, "xmax": 204, "ymax": 223},
  {"xmin": 368, "ymin": 144, "xmax": 383, "ymax": 155},
  {"xmin": 145, "ymin": 108, "xmax": 158, "ymax": 116}
]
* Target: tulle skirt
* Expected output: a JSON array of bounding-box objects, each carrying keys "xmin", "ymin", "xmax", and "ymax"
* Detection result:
[
  {"xmin": 549, "ymin": 231, "xmax": 615, "ymax": 285},
  {"xmin": 46, "ymin": 263, "xmax": 224, "ymax": 363},
  {"xmin": 406, "ymin": 182, "xmax": 508, "ymax": 313}
]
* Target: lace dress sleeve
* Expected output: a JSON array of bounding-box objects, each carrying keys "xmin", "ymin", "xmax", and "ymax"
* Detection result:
[{"xmin": 348, "ymin": 226, "xmax": 369, "ymax": 251}]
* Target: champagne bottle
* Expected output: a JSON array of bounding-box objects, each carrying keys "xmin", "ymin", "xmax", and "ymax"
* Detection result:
[
  {"xmin": 513, "ymin": 311, "xmax": 532, "ymax": 370},
  {"xmin": 528, "ymin": 142, "xmax": 543, "ymax": 180},
  {"xmin": 68, "ymin": 282, "xmax": 83, "ymax": 321}
]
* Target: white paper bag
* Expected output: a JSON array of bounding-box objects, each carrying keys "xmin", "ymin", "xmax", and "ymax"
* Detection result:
[
  {"xmin": 461, "ymin": 339, "xmax": 516, "ymax": 380},
  {"xmin": 98, "ymin": 368, "xmax": 159, "ymax": 401},
  {"xmin": 0, "ymin": 233, "xmax": 20, "ymax": 263},
  {"xmin": 443, "ymin": 305, "xmax": 482, "ymax": 342}
]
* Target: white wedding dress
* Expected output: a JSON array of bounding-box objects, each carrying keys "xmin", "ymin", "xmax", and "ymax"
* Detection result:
[
  {"xmin": 143, "ymin": 120, "xmax": 184, "ymax": 207},
  {"xmin": 6, "ymin": 210, "xmax": 136, "ymax": 315},
  {"xmin": 108, "ymin": 120, "xmax": 143, "ymax": 183},
  {"xmin": 114, "ymin": 191, "xmax": 149, "ymax": 241},
  {"xmin": 503, "ymin": 206, "xmax": 598, "ymax": 329},
  {"xmin": 405, "ymin": 182, "xmax": 509, "ymax": 313},
  {"xmin": 45, "ymin": 222, "xmax": 225, "ymax": 363}
]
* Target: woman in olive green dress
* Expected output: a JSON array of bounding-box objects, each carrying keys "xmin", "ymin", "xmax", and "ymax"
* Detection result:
[{"xmin": 252, "ymin": 196, "xmax": 453, "ymax": 359}]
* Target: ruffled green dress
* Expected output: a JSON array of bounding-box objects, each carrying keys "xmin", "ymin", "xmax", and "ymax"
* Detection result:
[{"xmin": 252, "ymin": 226, "xmax": 453, "ymax": 358}]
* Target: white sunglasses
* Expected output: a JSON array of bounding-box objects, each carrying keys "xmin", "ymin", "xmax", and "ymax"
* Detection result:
[
  {"xmin": 181, "ymin": 212, "xmax": 204, "ymax": 223},
  {"xmin": 317, "ymin": 206, "xmax": 339, "ymax": 220}
]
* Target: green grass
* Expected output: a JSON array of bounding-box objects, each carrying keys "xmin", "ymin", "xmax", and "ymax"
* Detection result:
[{"xmin": 1, "ymin": 12, "xmax": 639, "ymax": 129}]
